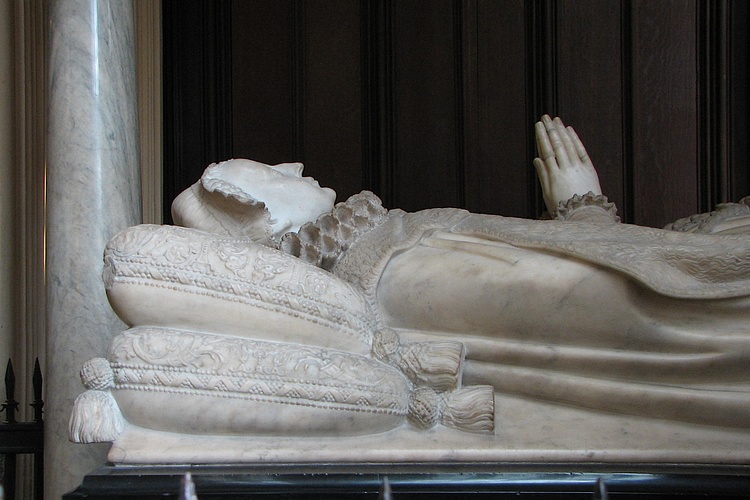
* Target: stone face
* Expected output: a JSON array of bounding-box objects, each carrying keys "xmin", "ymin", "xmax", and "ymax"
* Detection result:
[{"xmin": 69, "ymin": 125, "xmax": 750, "ymax": 465}]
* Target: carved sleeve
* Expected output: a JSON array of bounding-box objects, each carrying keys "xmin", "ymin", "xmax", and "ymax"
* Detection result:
[{"xmin": 664, "ymin": 196, "xmax": 750, "ymax": 235}]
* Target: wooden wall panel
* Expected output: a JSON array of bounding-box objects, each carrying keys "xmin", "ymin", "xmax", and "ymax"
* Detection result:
[
  {"xmin": 302, "ymin": 1, "xmax": 364, "ymax": 198},
  {"xmin": 464, "ymin": 0, "xmax": 531, "ymax": 217},
  {"xmin": 232, "ymin": 1, "xmax": 364, "ymax": 203},
  {"xmin": 231, "ymin": 1, "xmax": 296, "ymax": 164},
  {"xmin": 163, "ymin": 0, "xmax": 750, "ymax": 228},
  {"xmin": 698, "ymin": 0, "xmax": 730, "ymax": 210},
  {"xmin": 730, "ymin": 1, "xmax": 750, "ymax": 202},
  {"xmin": 630, "ymin": 0, "xmax": 699, "ymax": 227},
  {"xmin": 389, "ymin": 0, "xmax": 461, "ymax": 211},
  {"xmin": 162, "ymin": 0, "xmax": 232, "ymax": 222},
  {"xmin": 556, "ymin": 0, "xmax": 627, "ymax": 219}
]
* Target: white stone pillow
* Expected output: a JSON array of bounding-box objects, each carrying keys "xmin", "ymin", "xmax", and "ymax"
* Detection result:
[
  {"xmin": 70, "ymin": 328, "xmax": 495, "ymax": 440},
  {"xmin": 106, "ymin": 327, "xmax": 411, "ymax": 436},
  {"xmin": 103, "ymin": 224, "xmax": 377, "ymax": 355}
]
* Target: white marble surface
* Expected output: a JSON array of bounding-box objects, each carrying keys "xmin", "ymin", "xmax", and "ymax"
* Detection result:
[
  {"xmin": 46, "ymin": 0, "xmax": 141, "ymax": 497},
  {"xmin": 108, "ymin": 393, "xmax": 750, "ymax": 465},
  {"xmin": 68, "ymin": 125, "xmax": 750, "ymax": 469}
]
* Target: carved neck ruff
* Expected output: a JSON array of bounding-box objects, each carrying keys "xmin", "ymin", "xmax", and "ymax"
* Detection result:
[{"xmin": 279, "ymin": 191, "xmax": 389, "ymax": 270}]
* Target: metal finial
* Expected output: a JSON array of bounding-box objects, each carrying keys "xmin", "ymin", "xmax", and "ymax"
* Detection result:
[
  {"xmin": 31, "ymin": 358, "xmax": 44, "ymax": 423},
  {"xmin": 1, "ymin": 359, "xmax": 19, "ymax": 424}
]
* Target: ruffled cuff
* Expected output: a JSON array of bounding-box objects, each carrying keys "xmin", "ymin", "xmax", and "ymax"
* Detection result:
[{"xmin": 554, "ymin": 192, "xmax": 620, "ymax": 223}]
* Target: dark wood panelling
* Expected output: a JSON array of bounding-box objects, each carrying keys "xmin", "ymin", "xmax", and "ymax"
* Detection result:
[
  {"xmin": 162, "ymin": 0, "xmax": 233, "ymax": 223},
  {"xmin": 526, "ymin": 0, "xmax": 558, "ymax": 119},
  {"xmin": 361, "ymin": 0, "xmax": 383, "ymax": 198},
  {"xmin": 556, "ymin": 0, "xmax": 626, "ymax": 220},
  {"xmin": 698, "ymin": 0, "xmax": 730, "ymax": 211},
  {"xmin": 389, "ymin": 0, "xmax": 461, "ymax": 211},
  {"xmin": 361, "ymin": 0, "xmax": 395, "ymax": 205},
  {"xmin": 524, "ymin": 0, "xmax": 558, "ymax": 217},
  {"xmin": 630, "ymin": 0, "xmax": 699, "ymax": 227},
  {"xmin": 464, "ymin": 0, "xmax": 531, "ymax": 217},
  {"xmin": 302, "ymin": 0, "xmax": 364, "ymax": 199},
  {"xmin": 164, "ymin": 0, "xmax": 750, "ymax": 227},
  {"xmin": 729, "ymin": 0, "xmax": 750, "ymax": 203},
  {"xmin": 230, "ymin": 1, "xmax": 296, "ymax": 164},
  {"xmin": 231, "ymin": 0, "xmax": 364, "ymax": 203}
]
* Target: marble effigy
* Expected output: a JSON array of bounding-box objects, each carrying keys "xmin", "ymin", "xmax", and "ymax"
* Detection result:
[{"xmin": 70, "ymin": 116, "xmax": 750, "ymax": 464}]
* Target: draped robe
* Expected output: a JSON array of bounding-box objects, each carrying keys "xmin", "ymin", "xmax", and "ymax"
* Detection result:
[{"xmin": 286, "ymin": 193, "xmax": 750, "ymax": 428}]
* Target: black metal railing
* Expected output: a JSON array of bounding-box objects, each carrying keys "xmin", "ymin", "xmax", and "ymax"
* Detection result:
[{"xmin": 0, "ymin": 359, "xmax": 44, "ymax": 499}]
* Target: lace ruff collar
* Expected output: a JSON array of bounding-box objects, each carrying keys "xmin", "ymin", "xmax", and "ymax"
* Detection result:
[{"xmin": 279, "ymin": 191, "xmax": 388, "ymax": 270}]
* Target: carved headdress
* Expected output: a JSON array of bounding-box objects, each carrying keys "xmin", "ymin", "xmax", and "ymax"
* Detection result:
[{"xmin": 171, "ymin": 161, "xmax": 276, "ymax": 245}]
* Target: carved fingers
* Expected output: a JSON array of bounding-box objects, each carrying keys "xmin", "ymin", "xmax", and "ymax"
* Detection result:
[
  {"xmin": 545, "ymin": 115, "xmax": 575, "ymax": 168},
  {"xmin": 533, "ymin": 115, "xmax": 603, "ymax": 214},
  {"xmin": 533, "ymin": 122, "xmax": 554, "ymax": 201},
  {"xmin": 567, "ymin": 124, "xmax": 591, "ymax": 166}
]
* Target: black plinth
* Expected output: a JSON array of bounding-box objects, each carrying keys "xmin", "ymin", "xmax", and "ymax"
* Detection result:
[{"xmin": 64, "ymin": 463, "xmax": 750, "ymax": 499}]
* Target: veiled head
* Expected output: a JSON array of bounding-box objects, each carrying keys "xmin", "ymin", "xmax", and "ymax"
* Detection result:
[{"xmin": 172, "ymin": 159, "xmax": 336, "ymax": 245}]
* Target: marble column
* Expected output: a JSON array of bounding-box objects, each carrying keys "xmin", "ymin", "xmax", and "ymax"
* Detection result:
[{"xmin": 46, "ymin": 0, "xmax": 141, "ymax": 497}]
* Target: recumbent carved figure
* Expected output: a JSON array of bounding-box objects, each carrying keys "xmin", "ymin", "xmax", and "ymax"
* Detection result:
[{"xmin": 70, "ymin": 116, "xmax": 750, "ymax": 450}]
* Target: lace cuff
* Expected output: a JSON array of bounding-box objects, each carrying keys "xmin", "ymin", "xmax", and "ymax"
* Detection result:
[{"xmin": 554, "ymin": 192, "xmax": 620, "ymax": 223}]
